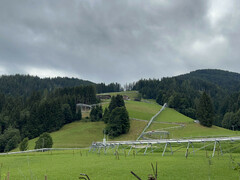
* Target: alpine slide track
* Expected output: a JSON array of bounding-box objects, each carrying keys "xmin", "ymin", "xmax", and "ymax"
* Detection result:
[{"xmin": 90, "ymin": 103, "xmax": 240, "ymax": 157}]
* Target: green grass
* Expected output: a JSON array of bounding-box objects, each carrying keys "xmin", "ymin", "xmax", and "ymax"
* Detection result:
[
  {"xmin": 1, "ymin": 150, "xmax": 240, "ymax": 179},
  {"xmin": 155, "ymin": 107, "xmax": 193, "ymax": 123},
  {"xmin": 167, "ymin": 123, "xmax": 240, "ymax": 139},
  {"xmin": 148, "ymin": 122, "xmax": 180, "ymax": 131},
  {"xmin": 27, "ymin": 121, "xmax": 106, "ymax": 150},
  {"xmin": 148, "ymin": 107, "xmax": 239, "ymax": 139},
  {"xmin": 102, "ymin": 100, "xmax": 161, "ymax": 120},
  {"xmin": 100, "ymin": 91, "xmax": 162, "ymax": 120},
  {"xmin": 125, "ymin": 101, "xmax": 161, "ymax": 120},
  {"xmin": 113, "ymin": 120, "xmax": 147, "ymax": 141},
  {"xmin": 25, "ymin": 119, "xmax": 147, "ymax": 150}
]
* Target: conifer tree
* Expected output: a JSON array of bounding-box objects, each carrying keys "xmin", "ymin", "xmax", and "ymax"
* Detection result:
[
  {"xmin": 197, "ymin": 92, "xmax": 214, "ymax": 127},
  {"xmin": 102, "ymin": 108, "xmax": 110, "ymax": 123},
  {"xmin": 105, "ymin": 95, "xmax": 130, "ymax": 137}
]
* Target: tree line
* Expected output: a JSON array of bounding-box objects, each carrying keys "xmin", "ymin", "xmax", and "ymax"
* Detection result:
[{"xmin": 0, "ymin": 74, "xmax": 122, "ymax": 97}]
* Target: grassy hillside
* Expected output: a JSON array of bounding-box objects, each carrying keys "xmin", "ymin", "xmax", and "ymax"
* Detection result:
[
  {"xmin": 27, "ymin": 121, "xmax": 106, "ymax": 149},
  {"xmin": 155, "ymin": 108, "xmax": 193, "ymax": 123},
  {"xmin": 102, "ymin": 100, "xmax": 161, "ymax": 120},
  {"xmin": 100, "ymin": 91, "xmax": 161, "ymax": 120},
  {"xmin": 23, "ymin": 91, "xmax": 239, "ymax": 150},
  {"xmin": 125, "ymin": 101, "xmax": 161, "ymax": 120},
  {"xmin": 149, "ymin": 106, "xmax": 239, "ymax": 139},
  {"xmin": 25, "ymin": 119, "xmax": 146, "ymax": 150}
]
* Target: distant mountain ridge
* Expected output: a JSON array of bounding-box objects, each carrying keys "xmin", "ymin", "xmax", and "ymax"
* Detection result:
[
  {"xmin": 178, "ymin": 69, "xmax": 240, "ymax": 92},
  {"xmin": 0, "ymin": 74, "xmax": 94, "ymax": 96},
  {"xmin": 0, "ymin": 74, "xmax": 122, "ymax": 96}
]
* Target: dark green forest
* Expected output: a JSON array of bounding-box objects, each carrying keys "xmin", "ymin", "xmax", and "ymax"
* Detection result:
[
  {"xmin": 0, "ymin": 74, "xmax": 122, "ymax": 96},
  {"xmin": 0, "ymin": 74, "xmax": 123, "ymax": 152},
  {"xmin": 0, "ymin": 84, "xmax": 97, "ymax": 152},
  {"xmin": 133, "ymin": 69, "xmax": 240, "ymax": 129}
]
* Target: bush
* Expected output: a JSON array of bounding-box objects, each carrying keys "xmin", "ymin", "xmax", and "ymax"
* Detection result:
[
  {"xmin": 4, "ymin": 135, "xmax": 21, "ymax": 152},
  {"xmin": 19, "ymin": 137, "xmax": 29, "ymax": 151},
  {"xmin": 35, "ymin": 132, "xmax": 53, "ymax": 149},
  {"xmin": 0, "ymin": 127, "xmax": 21, "ymax": 152}
]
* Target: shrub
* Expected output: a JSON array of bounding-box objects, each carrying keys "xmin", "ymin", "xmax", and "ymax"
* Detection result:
[
  {"xmin": 35, "ymin": 132, "xmax": 53, "ymax": 149},
  {"xmin": 19, "ymin": 137, "xmax": 29, "ymax": 151}
]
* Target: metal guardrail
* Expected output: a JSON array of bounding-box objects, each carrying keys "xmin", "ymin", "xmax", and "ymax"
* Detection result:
[
  {"xmin": 136, "ymin": 103, "xmax": 167, "ymax": 140},
  {"xmin": 0, "ymin": 147, "xmax": 87, "ymax": 156}
]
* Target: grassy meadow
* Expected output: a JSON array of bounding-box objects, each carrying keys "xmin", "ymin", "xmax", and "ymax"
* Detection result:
[{"xmin": 1, "ymin": 149, "xmax": 240, "ymax": 179}]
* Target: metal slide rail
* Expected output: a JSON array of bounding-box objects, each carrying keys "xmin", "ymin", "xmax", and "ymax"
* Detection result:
[
  {"xmin": 93, "ymin": 136, "xmax": 240, "ymax": 147},
  {"xmin": 136, "ymin": 103, "xmax": 167, "ymax": 140},
  {"xmin": 91, "ymin": 136, "xmax": 240, "ymax": 157},
  {"xmin": 0, "ymin": 147, "xmax": 87, "ymax": 156}
]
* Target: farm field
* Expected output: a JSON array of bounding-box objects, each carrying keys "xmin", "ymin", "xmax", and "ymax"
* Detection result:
[{"xmin": 1, "ymin": 149, "xmax": 240, "ymax": 179}]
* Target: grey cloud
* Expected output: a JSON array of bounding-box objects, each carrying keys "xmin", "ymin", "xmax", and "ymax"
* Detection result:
[{"xmin": 0, "ymin": 0, "xmax": 239, "ymax": 84}]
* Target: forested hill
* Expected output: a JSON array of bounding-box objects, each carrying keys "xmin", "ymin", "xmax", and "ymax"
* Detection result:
[
  {"xmin": 0, "ymin": 75, "xmax": 93, "ymax": 96},
  {"xmin": 133, "ymin": 69, "xmax": 240, "ymax": 129},
  {"xmin": 0, "ymin": 85, "xmax": 97, "ymax": 152},
  {"xmin": 0, "ymin": 74, "xmax": 122, "ymax": 96},
  {"xmin": 178, "ymin": 69, "xmax": 240, "ymax": 92}
]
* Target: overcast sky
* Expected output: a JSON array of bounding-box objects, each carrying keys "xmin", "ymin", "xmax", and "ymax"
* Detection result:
[{"xmin": 0, "ymin": 0, "xmax": 240, "ymax": 84}]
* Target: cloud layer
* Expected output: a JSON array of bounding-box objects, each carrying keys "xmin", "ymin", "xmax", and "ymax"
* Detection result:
[{"xmin": 0, "ymin": 0, "xmax": 240, "ymax": 84}]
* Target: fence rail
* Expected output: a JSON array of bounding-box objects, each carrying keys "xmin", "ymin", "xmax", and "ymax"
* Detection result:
[{"xmin": 0, "ymin": 147, "xmax": 87, "ymax": 156}]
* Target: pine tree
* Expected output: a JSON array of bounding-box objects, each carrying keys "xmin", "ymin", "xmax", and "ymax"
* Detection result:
[
  {"xmin": 62, "ymin": 104, "xmax": 73, "ymax": 124},
  {"xmin": 106, "ymin": 107, "xmax": 130, "ymax": 137},
  {"xmin": 109, "ymin": 96, "xmax": 117, "ymax": 112},
  {"xmin": 102, "ymin": 108, "xmax": 110, "ymax": 123},
  {"xmin": 197, "ymin": 92, "xmax": 214, "ymax": 127},
  {"xmin": 109, "ymin": 95, "xmax": 125, "ymax": 112},
  {"xmin": 90, "ymin": 105, "xmax": 103, "ymax": 122}
]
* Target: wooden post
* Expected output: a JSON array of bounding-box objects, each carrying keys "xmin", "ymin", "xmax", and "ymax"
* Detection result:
[
  {"xmin": 45, "ymin": 175, "xmax": 47, "ymax": 180},
  {"xmin": 7, "ymin": 171, "xmax": 9, "ymax": 180}
]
